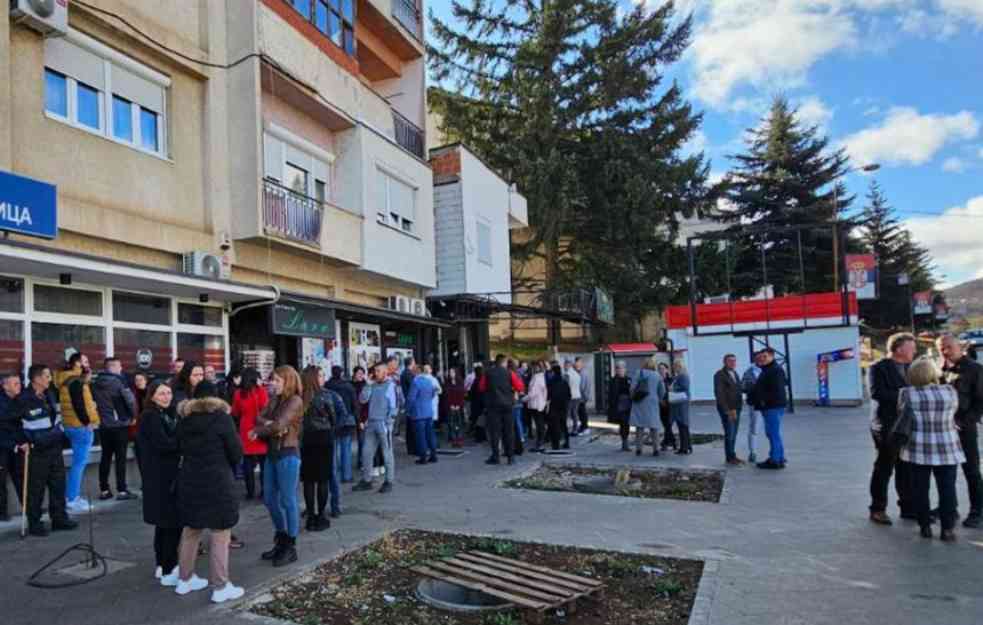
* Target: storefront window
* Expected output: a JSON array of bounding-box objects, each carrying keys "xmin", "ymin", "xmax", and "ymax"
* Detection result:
[
  {"xmin": 113, "ymin": 291, "xmax": 171, "ymax": 325},
  {"xmin": 33, "ymin": 284, "xmax": 102, "ymax": 316},
  {"xmin": 113, "ymin": 328, "xmax": 171, "ymax": 374},
  {"xmin": 178, "ymin": 303, "xmax": 223, "ymax": 327},
  {"xmin": 178, "ymin": 333, "xmax": 225, "ymax": 371},
  {"xmin": 0, "ymin": 320, "xmax": 24, "ymax": 375},
  {"xmin": 31, "ymin": 322, "xmax": 105, "ymax": 369},
  {"xmin": 0, "ymin": 276, "xmax": 24, "ymax": 313}
]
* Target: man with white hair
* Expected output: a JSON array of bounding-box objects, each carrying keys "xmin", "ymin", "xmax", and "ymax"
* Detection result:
[
  {"xmin": 564, "ymin": 360, "xmax": 582, "ymax": 437},
  {"xmin": 938, "ymin": 334, "xmax": 983, "ymax": 529}
]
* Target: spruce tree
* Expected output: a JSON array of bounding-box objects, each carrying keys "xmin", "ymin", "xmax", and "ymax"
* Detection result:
[
  {"xmin": 721, "ymin": 97, "xmax": 851, "ymax": 296},
  {"xmin": 428, "ymin": 0, "xmax": 715, "ymax": 337}
]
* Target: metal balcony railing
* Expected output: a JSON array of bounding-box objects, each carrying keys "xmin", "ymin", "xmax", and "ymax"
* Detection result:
[
  {"xmin": 393, "ymin": 109, "xmax": 425, "ymax": 159},
  {"xmin": 392, "ymin": 0, "xmax": 422, "ymax": 40},
  {"xmin": 262, "ymin": 179, "xmax": 323, "ymax": 247}
]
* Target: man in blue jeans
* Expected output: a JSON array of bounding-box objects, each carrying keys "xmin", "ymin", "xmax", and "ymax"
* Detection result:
[
  {"xmin": 713, "ymin": 354, "xmax": 744, "ymax": 465},
  {"xmin": 751, "ymin": 348, "xmax": 788, "ymax": 469}
]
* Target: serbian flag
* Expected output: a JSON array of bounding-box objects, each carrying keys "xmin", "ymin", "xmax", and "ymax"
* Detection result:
[{"xmin": 845, "ymin": 254, "xmax": 877, "ymax": 300}]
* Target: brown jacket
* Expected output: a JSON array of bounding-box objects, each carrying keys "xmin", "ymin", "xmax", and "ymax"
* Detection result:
[
  {"xmin": 713, "ymin": 367, "xmax": 743, "ymax": 412},
  {"xmin": 253, "ymin": 394, "xmax": 303, "ymax": 452}
]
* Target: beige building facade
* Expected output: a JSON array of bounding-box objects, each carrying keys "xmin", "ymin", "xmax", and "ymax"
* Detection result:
[{"xmin": 0, "ymin": 0, "xmax": 441, "ymax": 376}]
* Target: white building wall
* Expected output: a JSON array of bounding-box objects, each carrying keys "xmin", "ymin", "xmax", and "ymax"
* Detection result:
[
  {"xmin": 432, "ymin": 181, "xmax": 466, "ymax": 295},
  {"xmin": 669, "ymin": 326, "xmax": 862, "ymax": 403},
  {"xmin": 359, "ymin": 127, "xmax": 436, "ymax": 288},
  {"xmin": 459, "ymin": 150, "xmax": 513, "ymax": 304}
]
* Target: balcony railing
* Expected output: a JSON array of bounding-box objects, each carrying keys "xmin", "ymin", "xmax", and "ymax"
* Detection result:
[
  {"xmin": 263, "ymin": 179, "xmax": 323, "ymax": 247},
  {"xmin": 392, "ymin": 0, "xmax": 422, "ymax": 41},
  {"xmin": 393, "ymin": 109, "xmax": 425, "ymax": 159}
]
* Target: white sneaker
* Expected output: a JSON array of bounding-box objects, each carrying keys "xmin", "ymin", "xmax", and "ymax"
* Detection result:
[
  {"xmin": 155, "ymin": 566, "xmax": 163, "ymax": 579},
  {"xmin": 210, "ymin": 583, "xmax": 244, "ymax": 604},
  {"xmin": 175, "ymin": 574, "xmax": 208, "ymax": 595},
  {"xmin": 160, "ymin": 568, "xmax": 180, "ymax": 587},
  {"xmin": 67, "ymin": 498, "xmax": 90, "ymax": 514}
]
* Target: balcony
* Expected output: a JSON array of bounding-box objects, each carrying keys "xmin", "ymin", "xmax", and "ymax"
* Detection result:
[
  {"xmin": 263, "ymin": 179, "xmax": 324, "ymax": 247},
  {"xmin": 392, "ymin": 0, "xmax": 422, "ymax": 41},
  {"xmin": 393, "ymin": 109, "xmax": 425, "ymax": 159}
]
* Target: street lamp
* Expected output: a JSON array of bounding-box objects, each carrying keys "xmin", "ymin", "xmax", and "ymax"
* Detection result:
[{"xmin": 832, "ymin": 163, "xmax": 881, "ymax": 291}]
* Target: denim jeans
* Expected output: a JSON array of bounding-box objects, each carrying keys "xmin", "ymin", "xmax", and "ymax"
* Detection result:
[
  {"xmin": 717, "ymin": 406, "xmax": 741, "ymax": 461},
  {"xmin": 413, "ymin": 419, "xmax": 436, "ymax": 460},
  {"xmin": 361, "ymin": 423, "xmax": 394, "ymax": 483},
  {"xmin": 745, "ymin": 408, "xmax": 762, "ymax": 458},
  {"xmin": 513, "ymin": 404, "xmax": 526, "ymax": 443},
  {"xmin": 64, "ymin": 426, "xmax": 93, "ymax": 502},
  {"xmin": 263, "ymin": 454, "xmax": 301, "ymax": 538},
  {"xmin": 336, "ymin": 432, "xmax": 353, "ymax": 483},
  {"xmin": 762, "ymin": 408, "xmax": 785, "ymax": 463}
]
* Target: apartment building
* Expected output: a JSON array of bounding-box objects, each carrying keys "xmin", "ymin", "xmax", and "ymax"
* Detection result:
[{"xmin": 0, "ymin": 0, "xmax": 441, "ymax": 378}]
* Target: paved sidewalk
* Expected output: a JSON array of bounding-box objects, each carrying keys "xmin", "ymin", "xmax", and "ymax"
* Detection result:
[{"xmin": 0, "ymin": 404, "xmax": 980, "ymax": 625}]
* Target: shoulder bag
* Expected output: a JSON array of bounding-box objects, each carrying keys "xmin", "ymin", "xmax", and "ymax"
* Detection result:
[{"xmin": 631, "ymin": 375, "xmax": 650, "ymax": 403}]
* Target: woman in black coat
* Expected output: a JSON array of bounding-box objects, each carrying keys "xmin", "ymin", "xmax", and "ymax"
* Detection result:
[
  {"xmin": 546, "ymin": 364, "xmax": 572, "ymax": 451},
  {"xmin": 174, "ymin": 383, "xmax": 244, "ymax": 598},
  {"xmin": 607, "ymin": 361, "xmax": 632, "ymax": 452},
  {"xmin": 138, "ymin": 380, "xmax": 181, "ymax": 585}
]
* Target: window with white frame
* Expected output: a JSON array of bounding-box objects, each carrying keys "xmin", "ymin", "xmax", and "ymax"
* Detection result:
[
  {"xmin": 263, "ymin": 126, "xmax": 332, "ymax": 202},
  {"xmin": 375, "ymin": 167, "xmax": 416, "ymax": 234},
  {"xmin": 43, "ymin": 31, "xmax": 169, "ymax": 157},
  {"xmin": 476, "ymin": 219, "xmax": 493, "ymax": 266}
]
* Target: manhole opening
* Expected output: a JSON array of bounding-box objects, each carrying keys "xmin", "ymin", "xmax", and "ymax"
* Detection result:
[{"xmin": 416, "ymin": 579, "xmax": 511, "ymax": 613}]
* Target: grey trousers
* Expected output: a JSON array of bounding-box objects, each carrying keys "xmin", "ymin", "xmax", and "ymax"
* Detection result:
[{"xmin": 361, "ymin": 423, "xmax": 394, "ymax": 483}]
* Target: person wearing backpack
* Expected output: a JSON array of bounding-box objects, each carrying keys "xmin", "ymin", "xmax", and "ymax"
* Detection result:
[{"xmin": 299, "ymin": 366, "xmax": 345, "ymax": 532}]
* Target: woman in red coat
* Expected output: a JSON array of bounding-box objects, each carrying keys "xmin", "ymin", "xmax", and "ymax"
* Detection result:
[{"xmin": 230, "ymin": 368, "xmax": 269, "ymax": 499}]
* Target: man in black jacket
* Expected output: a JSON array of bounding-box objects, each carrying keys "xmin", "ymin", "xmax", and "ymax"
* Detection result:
[
  {"xmin": 751, "ymin": 348, "xmax": 788, "ymax": 470},
  {"xmin": 480, "ymin": 355, "xmax": 525, "ymax": 465},
  {"xmin": 14, "ymin": 364, "xmax": 78, "ymax": 536},
  {"xmin": 92, "ymin": 357, "xmax": 138, "ymax": 501},
  {"xmin": 0, "ymin": 372, "xmax": 24, "ymax": 522},
  {"xmin": 868, "ymin": 332, "xmax": 915, "ymax": 525},
  {"xmin": 939, "ymin": 334, "xmax": 983, "ymax": 528},
  {"xmin": 326, "ymin": 366, "xmax": 358, "ymax": 489}
]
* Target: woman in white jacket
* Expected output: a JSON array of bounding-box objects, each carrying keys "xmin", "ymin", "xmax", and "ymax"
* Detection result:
[{"xmin": 523, "ymin": 363, "xmax": 549, "ymax": 452}]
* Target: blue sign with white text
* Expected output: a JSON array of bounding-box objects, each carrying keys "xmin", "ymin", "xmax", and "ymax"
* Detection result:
[{"xmin": 0, "ymin": 170, "xmax": 57, "ymax": 239}]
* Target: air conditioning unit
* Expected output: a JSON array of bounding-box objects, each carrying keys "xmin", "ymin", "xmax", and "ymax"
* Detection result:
[
  {"xmin": 182, "ymin": 251, "xmax": 224, "ymax": 280},
  {"xmin": 10, "ymin": 0, "xmax": 69, "ymax": 37},
  {"xmin": 385, "ymin": 295, "xmax": 410, "ymax": 313},
  {"xmin": 411, "ymin": 298, "xmax": 426, "ymax": 317}
]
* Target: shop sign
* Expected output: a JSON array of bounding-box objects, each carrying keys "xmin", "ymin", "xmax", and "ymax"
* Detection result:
[
  {"xmin": 271, "ymin": 301, "xmax": 336, "ymax": 339},
  {"xmin": 384, "ymin": 330, "xmax": 417, "ymax": 347},
  {"xmin": 0, "ymin": 169, "xmax": 57, "ymax": 239}
]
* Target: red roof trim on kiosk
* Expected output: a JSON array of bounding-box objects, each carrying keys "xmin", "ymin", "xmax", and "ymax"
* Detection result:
[
  {"xmin": 666, "ymin": 292, "xmax": 858, "ymax": 330},
  {"xmin": 603, "ymin": 343, "xmax": 659, "ymax": 354}
]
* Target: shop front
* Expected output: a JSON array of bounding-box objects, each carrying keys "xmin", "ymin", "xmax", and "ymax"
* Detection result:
[{"xmin": 0, "ymin": 239, "xmax": 277, "ymax": 379}]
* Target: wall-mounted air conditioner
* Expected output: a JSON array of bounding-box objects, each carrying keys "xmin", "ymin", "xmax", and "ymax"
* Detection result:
[
  {"xmin": 10, "ymin": 0, "xmax": 69, "ymax": 37},
  {"xmin": 411, "ymin": 298, "xmax": 426, "ymax": 317},
  {"xmin": 183, "ymin": 251, "xmax": 224, "ymax": 280},
  {"xmin": 386, "ymin": 295, "xmax": 410, "ymax": 313}
]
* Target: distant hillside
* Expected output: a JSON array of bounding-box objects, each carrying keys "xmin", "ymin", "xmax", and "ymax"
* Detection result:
[{"xmin": 946, "ymin": 278, "xmax": 983, "ymax": 316}]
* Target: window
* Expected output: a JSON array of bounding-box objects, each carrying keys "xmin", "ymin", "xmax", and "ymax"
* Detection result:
[
  {"xmin": 113, "ymin": 291, "xmax": 171, "ymax": 325},
  {"xmin": 0, "ymin": 320, "xmax": 25, "ymax": 376},
  {"xmin": 44, "ymin": 69, "xmax": 68, "ymax": 117},
  {"xmin": 178, "ymin": 333, "xmax": 226, "ymax": 371},
  {"xmin": 376, "ymin": 168, "xmax": 416, "ymax": 234},
  {"xmin": 44, "ymin": 33, "xmax": 169, "ymax": 157},
  {"xmin": 178, "ymin": 303, "xmax": 223, "ymax": 327},
  {"xmin": 288, "ymin": 0, "xmax": 354, "ymax": 57},
  {"xmin": 31, "ymin": 323, "xmax": 106, "ymax": 370},
  {"xmin": 112, "ymin": 95, "xmax": 133, "ymax": 141},
  {"xmin": 113, "ymin": 328, "xmax": 171, "ymax": 372},
  {"xmin": 477, "ymin": 220, "xmax": 493, "ymax": 266},
  {"xmin": 33, "ymin": 285, "xmax": 103, "ymax": 316},
  {"xmin": 0, "ymin": 277, "xmax": 24, "ymax": 313},
  {"xmin": 263, "ymin": 129, "xmax": 332, "ymax": 202}
]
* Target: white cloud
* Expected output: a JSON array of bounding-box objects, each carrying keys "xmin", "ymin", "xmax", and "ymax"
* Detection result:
[
  {"xmin": 796, "ymin": 96, "xmax": 834, "ymax": 129},
  {"xmin": 682, "ymin": 129, "xmax": 708, "ymax": 157},
  {"xmin": 899, "ymin": 8, "xmax": 960, "ymax": 38},
  {"xmin": 942, "ymin": 157, "xmax": 967, "ymax": 173},
  {"xmin": 938, "ymin": 0, "xmax": 983, "ymax": 26},
  {"xmin": 841, "ymin": 107, "xmax": 980, "ymax": 167},
  {"xmin": 905, "ymin": 196, "xmax": 983, "ymax": 285}
]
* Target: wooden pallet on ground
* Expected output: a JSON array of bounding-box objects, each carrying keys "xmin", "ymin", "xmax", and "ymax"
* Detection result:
[{"xmin": 411, "ymin": 549, "xmax": 605, "ymax": 623}]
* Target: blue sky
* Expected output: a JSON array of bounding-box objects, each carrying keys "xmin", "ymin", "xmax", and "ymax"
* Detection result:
[{"xmin": 427, "ymin": 1, "xmax": 983, "ymax": 288}]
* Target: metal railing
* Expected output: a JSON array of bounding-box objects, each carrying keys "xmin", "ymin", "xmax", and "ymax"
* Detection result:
[
  {"xmin": 392, "ymin": 0, "xmax": 422, "ymax": 40},
  {"xmin": 262, "ymin": 179, "xmax": 323, "ymax": 247},
  {"xmin": 393, "ymin": 109, "xmax": 425, "ymax": 159}
]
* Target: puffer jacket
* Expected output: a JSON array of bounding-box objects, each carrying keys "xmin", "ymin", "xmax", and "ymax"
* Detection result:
[
  {"xmin": 176, "ymin": 397, "xmax": 242, "ymax": 530},
  {"xmin": 55, "ymin": 367, "xmax": 99, "ymax": 428},
  {"xmin": 92, "ymin": 371, "xmax": 137, "ymax": 428}
]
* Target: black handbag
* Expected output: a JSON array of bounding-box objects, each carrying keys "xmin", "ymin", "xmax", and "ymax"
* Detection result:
[
  {"xmin": 631, "ymin": 375, "xmax": 650, "ymax": 403},
  {"xmin": 890, "ymin": 392, "xmax": 914, "ymax": 447}
]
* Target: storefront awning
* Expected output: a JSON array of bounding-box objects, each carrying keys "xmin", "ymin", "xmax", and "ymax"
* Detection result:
[
  {"xmin": 281, "ymin": 291, "xmax": 451, "ymax": 328},
  {"xmin": 0, "ymin": 239, "xmax": 277, "ymax": 303}
]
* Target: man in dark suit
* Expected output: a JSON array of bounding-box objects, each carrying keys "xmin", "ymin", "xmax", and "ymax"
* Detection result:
[
  {"xmin": 714, "ymin": 354, "xmax": 744, "ymax": 465},
  {"xmin": 868, "ymin": 332, "xmax": 916, "ymax": 525},
  {"xmin": 939, "ymin": 334, "xmax": 983, "ymax": 528}
]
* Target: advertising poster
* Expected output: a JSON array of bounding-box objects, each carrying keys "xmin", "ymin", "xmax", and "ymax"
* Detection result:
[
  {"xmin": 348, "ymin": 322, "xmax": 381, "ymax": 373},
  {"xmin": 913, "ymin": 291, "xmax": 932, "ymax": 316},
  {"xmin": 301, "ymin": 323, "xmax": 344, "ymax": 374},
  {"xmin": 845, "ymin": 254, "xmax": 877, "ymax": 300}
]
